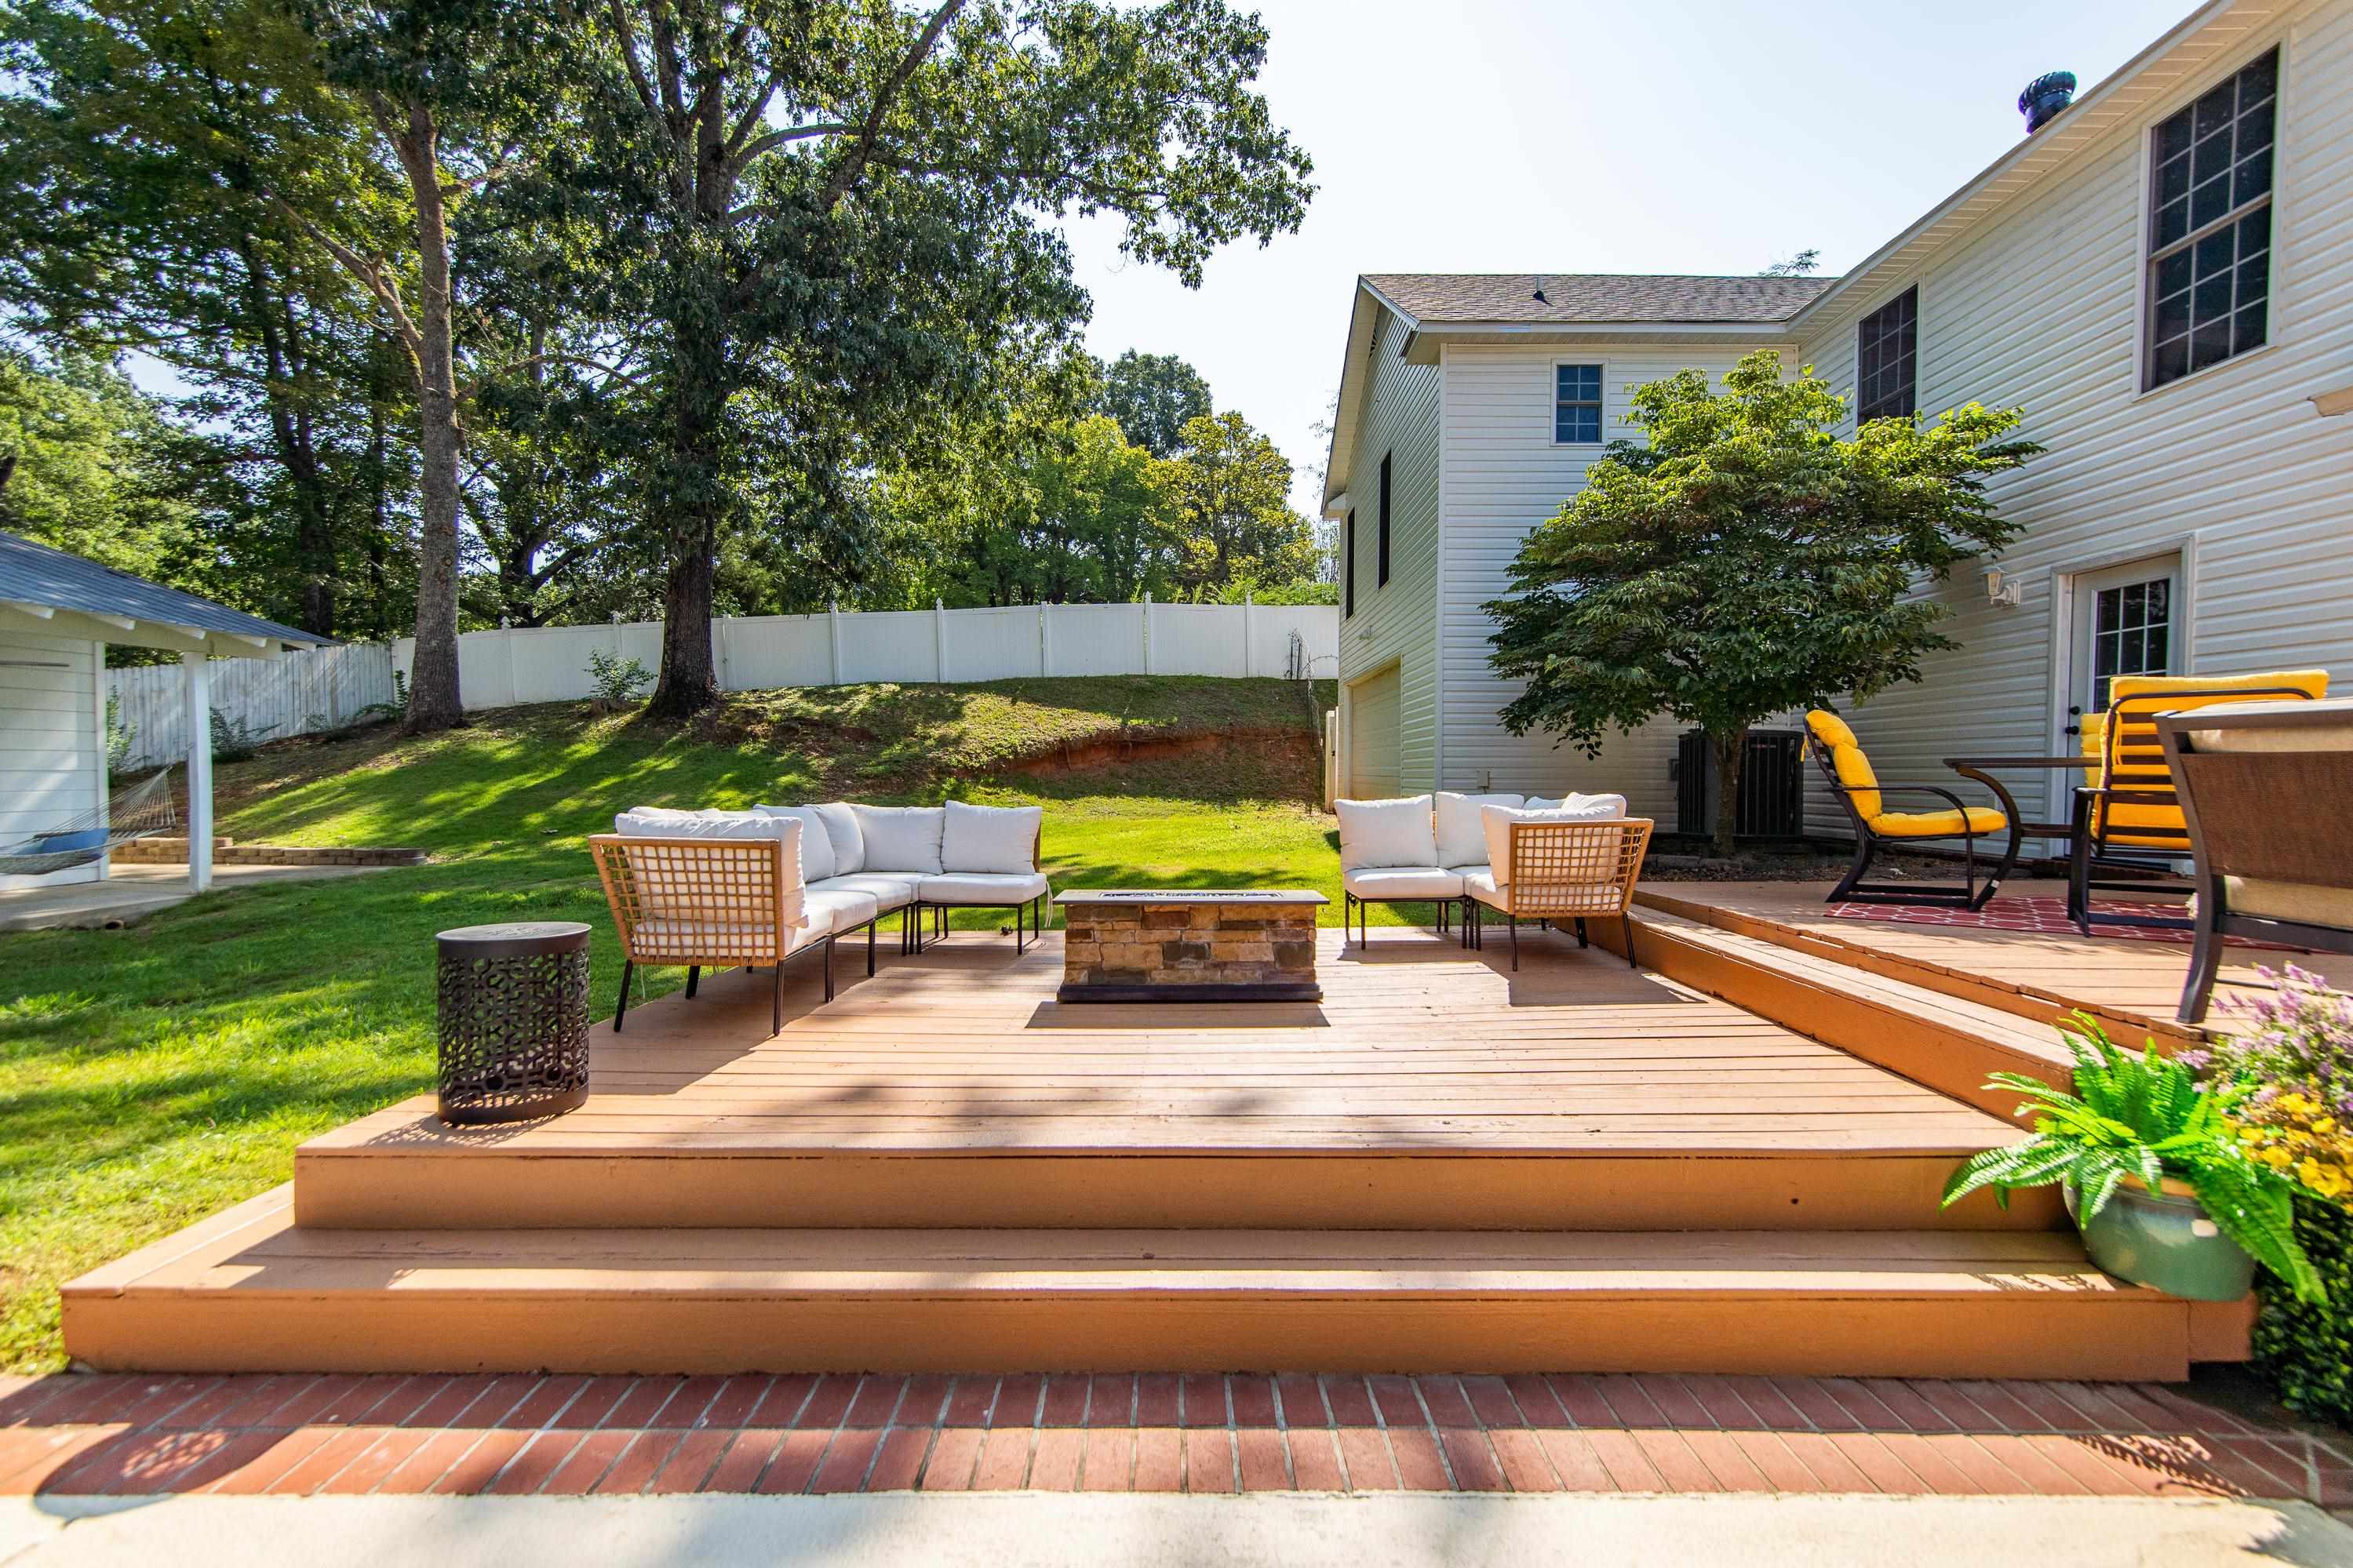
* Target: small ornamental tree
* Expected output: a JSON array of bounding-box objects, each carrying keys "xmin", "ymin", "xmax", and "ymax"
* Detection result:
[{"xmin": 1485, "ymin": 349, "xmax": 2039, "ymax": 857}]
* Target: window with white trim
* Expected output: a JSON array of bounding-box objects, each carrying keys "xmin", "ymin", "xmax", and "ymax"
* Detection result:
[
  {"xmin": 1856, "ymin": 287, "xmax": 1918, "ymax": 423},
  {"xmin": 2146, "ymin": 49, "xmax": 2277, "ymax": 389},
  {"xmin": 1553, "ymin": 364, "xmax": 1602, "ymax": 444}
]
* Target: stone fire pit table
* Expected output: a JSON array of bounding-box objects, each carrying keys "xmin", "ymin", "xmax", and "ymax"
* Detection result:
[{"xmin": 1055, "ymin": 889, "xmax": 1328, "ymax": 1003}]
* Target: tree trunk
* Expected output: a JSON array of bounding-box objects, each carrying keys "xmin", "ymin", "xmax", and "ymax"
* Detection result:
[
  {"xmin": 647, "ymin": 297, "xmax": 728, "ymax": 719},
  {"xmin": 1710, "ymin": 726, "xmax": 1748, "ymax": 860},
  {"xmin": 391, "ymin": 100, "xmax": 465, "ymax": 733}
]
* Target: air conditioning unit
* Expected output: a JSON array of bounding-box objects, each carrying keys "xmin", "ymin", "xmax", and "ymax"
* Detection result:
[{"xmin": 1672, "ymin": 729, "xmax": 1805, "ymax": 841}]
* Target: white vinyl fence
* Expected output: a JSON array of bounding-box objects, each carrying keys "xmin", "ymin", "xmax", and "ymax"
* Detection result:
[
  {"xmin": 107, "ymin": 642, "xmax": 398, "ymax": 771},
  {"xmin": 394, "ymin": 598, "xmax": 1339, "ymax": 712}
]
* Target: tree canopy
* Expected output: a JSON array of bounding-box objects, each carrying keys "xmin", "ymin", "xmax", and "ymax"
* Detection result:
[
  {"xmin": 1485, "ymin": 349, "xmax": 2039, "ymax": 853},
  {"xmin": 1098, "ymin": 349, "xmax": 1211, "ymax": 458}
]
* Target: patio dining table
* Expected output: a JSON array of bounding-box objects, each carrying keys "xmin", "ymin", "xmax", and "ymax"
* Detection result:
[{"xmin": 1940, "ymin": 755, "xmax": 2086, "ymax": 847}]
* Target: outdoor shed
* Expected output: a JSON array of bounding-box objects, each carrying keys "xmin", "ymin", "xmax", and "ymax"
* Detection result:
[{"xmin": 0, "ymin": 529, "xmax": 328, "ymax": 893}]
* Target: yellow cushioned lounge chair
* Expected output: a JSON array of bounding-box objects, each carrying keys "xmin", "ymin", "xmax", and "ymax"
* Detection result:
[
  {"xmin": 1804, "ymin": 710, "xmax": 2020, "ymax": 910},
  {"xmin": 2068, "ymin": 670, "xmax": 2327, "ymax": 935}
]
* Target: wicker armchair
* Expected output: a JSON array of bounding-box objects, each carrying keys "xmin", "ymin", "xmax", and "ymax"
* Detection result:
[
  {"xmin": 588, "ymin": 834, "xmax": 879, "ymax": 1031},
  {"xmin": 1463, "ymin": 818, "xmax": 1655, "ymax": 971}
]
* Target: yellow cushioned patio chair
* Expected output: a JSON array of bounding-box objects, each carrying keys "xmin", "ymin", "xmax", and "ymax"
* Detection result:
[
  {"xmin": 2068, "ymin": 671, "xmax": 2327, "ymax": 936},
  {"xmin": 1804, "ymin": 710, "xmax": 2020, "ymax": 910}
]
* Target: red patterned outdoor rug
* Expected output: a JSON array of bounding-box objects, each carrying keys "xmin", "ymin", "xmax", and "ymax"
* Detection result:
[{"xmin": 1825, "ymin": 895, "xmax": 2302, "ymax": 951}]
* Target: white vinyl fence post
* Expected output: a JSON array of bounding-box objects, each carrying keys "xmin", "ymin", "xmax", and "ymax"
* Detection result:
[
  {"xmin": 1039, "ymin": 602, "xmax": 1052, "ymax": 677},
  {"xmin": 714, "ymin": 615, "xmax": 733, "ymax": 693},
  {"xmin": 934, "ymin": 598, "xmax": 947, "ymax": 683},
  {"xmin": 827, "ymin": 600, "xmax": 843, "ymax": 684},
  {"xmin": 1142, "ymin": 592, "xmax": 1153, "ymax": 675},
  {"xmin": 182, "ymin": 652, "xmax": 213, "ymax": 893},
  {"xmin": 1243, "ymin": 593, "xmax": 1255, "ymax": 677}
]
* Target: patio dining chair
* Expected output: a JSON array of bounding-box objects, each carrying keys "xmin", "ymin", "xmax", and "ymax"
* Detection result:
[
  {"xmin": 1803, "ymin": 711, "xmax": 2020, "ymax": 909},
  {"xmin": 2160, "ymin": 698, "xmax": 2353, "ymax": 1024},
  {"xmin": 2068, "ymin": 671, "xmax": 2327, "ymax": 935}
]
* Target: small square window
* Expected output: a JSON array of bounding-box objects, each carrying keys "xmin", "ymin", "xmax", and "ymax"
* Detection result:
[{"xmin": 1554, "ymin": 364, "xmax": 1603, "ymax": 444}]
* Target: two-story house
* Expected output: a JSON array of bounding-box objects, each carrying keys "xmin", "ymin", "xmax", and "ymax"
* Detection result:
[{"xmin": 1324, "ymin": 0, "xmax": 2353, "ymax": 835}]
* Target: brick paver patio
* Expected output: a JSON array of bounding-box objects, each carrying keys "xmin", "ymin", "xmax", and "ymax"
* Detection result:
[{"xmin": 4, "ymin": 1371, "xmax": 2348, "ymax": 1505}]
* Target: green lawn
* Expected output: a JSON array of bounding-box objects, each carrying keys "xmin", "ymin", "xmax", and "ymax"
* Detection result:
[{"xmin": 0, "ymin": 674, "xmax": 1434, "ymax": 1373}]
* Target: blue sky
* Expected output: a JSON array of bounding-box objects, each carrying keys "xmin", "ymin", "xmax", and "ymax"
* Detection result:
[{"xmin": 1062, "ymin": 0, "xmax": 2195, "ymax": 514}]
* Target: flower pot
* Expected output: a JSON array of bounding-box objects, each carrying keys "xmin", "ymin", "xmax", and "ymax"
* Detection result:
[{"xmin": 2067, "ymin": 1176, "xmax": 2255, "ymax": 1301}]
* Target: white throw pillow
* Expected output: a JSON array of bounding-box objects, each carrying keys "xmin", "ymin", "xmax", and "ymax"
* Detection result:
[
  {"xmin": 941, "ymin": 800, "xmax": 1042, "ymax": 874},
  {"xmin": 1335, "ymin": 795, "xmax": 1438, "ymax": 871},
  {"xmin": 1523, "ymin": 792, "xmax": 1627, "ymax": 814},
  {"xmin": 1479, "ymin": 802, "xmax": 1628, "ymax": 881},
  {"xmin": 851, "ymin": 804, "xmax": 946, "ymax": 875},
  {"xmin": 1434, "ymin": 792, "xmax": 1524, "ymax": 868},
  {"xmin": 753, "ymin": 805, "xmax": 836, "ymax": 882},
  {"xmin": 811, "ymin": 802, "xmax": 865, "ymax": 875}
]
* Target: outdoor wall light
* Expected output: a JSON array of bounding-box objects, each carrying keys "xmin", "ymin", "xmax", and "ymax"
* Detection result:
[{"xmin": 1984, "ymin": 569, "xmax": 2023, "ymax": 608}]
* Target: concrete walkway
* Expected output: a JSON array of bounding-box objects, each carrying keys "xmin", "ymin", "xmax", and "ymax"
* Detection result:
[
  {"xmin": 0, "ymin": 864, "xmax": 381, "ymax": 933},
  {"xmin": 5, "ymin": 1493, "xmax": 2352, "ymax": 1566}
]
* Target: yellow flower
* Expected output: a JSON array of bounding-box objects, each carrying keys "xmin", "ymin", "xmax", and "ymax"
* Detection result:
[
  {"xmin": 2259, "ymin": 1145, "xmax": 2295, "ymax": 1169},
  {"xmin": 2314, "ymin": 1117, "xmax": 2339, "ymax": 1137}
]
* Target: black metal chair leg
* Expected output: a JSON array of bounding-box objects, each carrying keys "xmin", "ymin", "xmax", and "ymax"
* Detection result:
[
  {"xmin": 867, "ymin": 919, "xmax": 876, "ymax": 977},
  {"xmin": 1016, "ymin": 898, "xmax": 1025, "ymax": 954},
  {"xmin": 614, "ymin": 959, "xmax": 635, "ymax": 1031},
  {"xmin": 2179, "ymin": 875, "xmax": 2228, "ymax": 1024},
  {"xmin": 825, "ymin": 935, "xmax": 836, "ymax": 1002},
  {"xmin": 770, "ymin": 959, "xmax": 783, "ymax": 1032},
  {"xmin": 685, "ymin": 964, "xmax": 700, "ymax": 999},
  {"xmin": 2069, "ymin": 795, "xmax": 2096, "ymax": 937},
  {"xmin": 1575, "ymin": 918, "xmax": 1589, "ymax": 949},
  {"xmin": 1622, "ymin": 911, "xmax": 1637, "ymax": 968},
  {"xmin": 1827, "ymin": 836, "xmax": 1875, "ymax": 903},
  {"xmin": 1510, "ymin": 915, "xmax": 1519, "ymax": 972}
]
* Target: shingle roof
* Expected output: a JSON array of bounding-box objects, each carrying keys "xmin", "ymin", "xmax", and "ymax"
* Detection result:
[
  {"xmin": 0, "ymin": 529, "xmax": 327, "ymax": 649},
  {"xmin": 1361, "ymin": 272, "xmax": 1839, "ymax": 326}
]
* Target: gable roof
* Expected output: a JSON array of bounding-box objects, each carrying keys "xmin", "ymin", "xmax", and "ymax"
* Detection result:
[
  {"xmin": 0, "ymin": 529, "xmax": 327, "ymax": 657},
  {"xmin": 1362, "ymin": 273, "xmax": 1837, "ymax": 326}
]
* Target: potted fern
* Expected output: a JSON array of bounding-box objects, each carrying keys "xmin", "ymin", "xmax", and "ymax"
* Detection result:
[{"xmin": 1942, "ymin": 1016, "xmax": 2326, "ymax": 1304}]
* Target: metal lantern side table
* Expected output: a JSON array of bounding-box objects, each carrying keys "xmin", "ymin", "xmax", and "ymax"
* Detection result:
[{"xmin": 435, "ymin": 921, "xmax": 592, "ymax": 1125}]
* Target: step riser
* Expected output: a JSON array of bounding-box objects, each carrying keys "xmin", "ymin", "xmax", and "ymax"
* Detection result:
[
  {"xmin": 1601, "ymin": 920, "xmax": 2056, "ymax": 1120},
  {"xmin": 292, "ymin": 1152, "xmax": 2063, "ymax": 1233},
  {"xmin": 60, "ymin": 1293, "xmax": 2195, "ymax": 1381}
]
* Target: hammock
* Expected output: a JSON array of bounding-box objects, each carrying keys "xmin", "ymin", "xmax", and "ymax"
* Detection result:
[{"xmin": 0, "ymin": 768, "xmax": 179, "ymax": 876}]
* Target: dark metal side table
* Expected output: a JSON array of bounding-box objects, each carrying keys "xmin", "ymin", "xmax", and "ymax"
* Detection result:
[{"xmin": 435, "ymin": 921, "xmax": 592, "ymax": 1124}]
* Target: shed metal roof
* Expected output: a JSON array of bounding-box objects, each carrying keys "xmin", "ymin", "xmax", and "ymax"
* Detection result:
[{"xmin": 0, "ymin": 529, "xmax": 327, "ymax": 655}]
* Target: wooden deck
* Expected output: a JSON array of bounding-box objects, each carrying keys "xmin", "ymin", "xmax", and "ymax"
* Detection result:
[
  {"xmin": 1634, "ymin": 881, "xmax": 2353, "ymax": 1049},
  {"xmin": 63, "ymin": 928, "xmax": 2253, "ymax": 1381}
]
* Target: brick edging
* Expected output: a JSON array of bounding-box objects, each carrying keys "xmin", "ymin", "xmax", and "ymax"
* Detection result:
[{"xmin": 112, "ymin": 839, "xmax": 426, "ymax": 868}]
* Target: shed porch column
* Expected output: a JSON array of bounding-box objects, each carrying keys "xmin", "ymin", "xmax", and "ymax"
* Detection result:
[{"xmin": 183, "ymin": 652, "xmax": 213, "ymax": 893}]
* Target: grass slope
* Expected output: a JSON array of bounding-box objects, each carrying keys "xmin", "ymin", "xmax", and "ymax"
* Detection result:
[{"xmin": 0, "ymin": 675, "xmax": 1406, "ymax": 1372}]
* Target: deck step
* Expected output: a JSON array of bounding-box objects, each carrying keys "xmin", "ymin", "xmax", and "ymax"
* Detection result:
[
  {"xmin": 293, "ymin": 1092, "xmax": 2054, "ymax": 1234},
  {"xmin": 62, "ymin": 1187, "xmax": 2246, "ymax": 1381},
  {"xmin": 1607, "ymin": 908, "xmax": 2078, "ymax": 1119}
]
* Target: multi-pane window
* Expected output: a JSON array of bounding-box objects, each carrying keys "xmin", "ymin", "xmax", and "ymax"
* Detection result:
[
  {"xmin": 1856, "ymin": 287, "xmax": 1918, "ymax": 423},
  {"xmin": 1376, "ymin": 453, "xmax": 1393, "ymax": 588},
  {"xmin": 2147, "ymin": 49, "xmax": 2277, "ymax": 388},
  {"xmin": 1554, "ymin": 364, "xmax": 1602, "ymax": 443},
  {"xmin": 2092, "ymin": 578, "xmax": 2173, "ymax": 710},
  {"xmin": 1343, "ymin": 509, "xmax": 1355, "ymax": 617}
]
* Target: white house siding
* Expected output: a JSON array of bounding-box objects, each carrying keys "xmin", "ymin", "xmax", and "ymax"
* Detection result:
[
  {"xmin": 1, "ymin": 631, "xmax": 103, "ymax": 891},
  {"xmin": 1338, "ymin": 305, "xmax": 1443, "ymax": 795},
  {"xmin": 1436, "ymin": 340, "xmax": 1794, "ymax": 818},
  {"xmin": 1792, "ymin": 0, "xmax": 2353, "ymax": 835}
]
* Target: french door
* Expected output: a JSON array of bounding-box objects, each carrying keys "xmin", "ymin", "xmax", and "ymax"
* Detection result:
[{"xmin": 2068, "ymin": 556, "xmax": 2180, "ymax": 740}]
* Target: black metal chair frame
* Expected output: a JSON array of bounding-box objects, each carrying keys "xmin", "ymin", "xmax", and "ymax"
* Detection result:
[
  {"xmin": 2067, "ymin": 684, "xmax": 2318, "ymax": 937},
  {"xmin": 2160, "ymin": 705, "xmax": 2353, "ymax": 1024},
  {"xmin": 1807, "ymin": 740, "xmax": 2021, "ymax": 910},
  {"xmin": 1459, "ymin": 901, "xmax": 1634, "ymax": 970},
  {"xmin": 1341, "ymin": 890, "xmax": 1452, "ymax": 948}
]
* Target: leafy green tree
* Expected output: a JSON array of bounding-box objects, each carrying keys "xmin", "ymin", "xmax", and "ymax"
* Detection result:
[
  {"xmin": 1486, "ymin": 350, "xmax": 2038, "ymax": 856},
  {"xmin": 556, "ymin": 0, "xmax": 1313, "ymax": 718},
  {"xmin": 0, "ymin": 0, "xmax": 409, "ymax": 637},
  {"xmin": 1098, "ymin": 349, "xmax": 1211, "ymax": 458},
  {"xmin": 1166, "ymin": 409, "xmax": 1315, "ymax": 597},
  {"xmin": 0, "ymin": 351, "xmax": 200, "ymax": 577}
]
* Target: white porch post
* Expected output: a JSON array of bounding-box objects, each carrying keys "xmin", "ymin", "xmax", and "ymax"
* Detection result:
[{"xmin": 183, "ymin": 651, "xmax": 213, "ymax": 893}]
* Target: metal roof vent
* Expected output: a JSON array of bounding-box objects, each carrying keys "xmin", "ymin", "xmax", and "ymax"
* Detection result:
[{"xmin": 2019, "ymin": 71, "xmax": 2077, "ymax": 134}]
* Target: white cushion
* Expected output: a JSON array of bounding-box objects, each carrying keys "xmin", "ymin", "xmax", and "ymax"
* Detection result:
[
  {"xmin": 852, "ymin": 804, "xmax": 946, "ymax": 875},
  {"xmin": 615, "ymin": 807, "xmax": 791, "ymax": 843},
  {"xmin": 1335, "ymin": 795, "xmax": 1438, "ymax": 871},
  {"xmin": 811, "ymin": 802, "xmax": 865, "ymax": 875},
  {"xmin": 752, "ymin": 806, "xmax": 837, "ymax": 882},
  {"xmin": 941, "ymin": 800, "xmax": 1041, "ymax": 874},
  {"xmin": 816, "ymin": 872, "xmax": 920, "ymax": 912},
  {"xmin": 798, "ymin": 886, "xmax": 880, "ymax": 938},
  {"xmin": 918, "ymin": 871, "xmax": 1051, "ymax": 904},
  {"xmin": 632, "ymin": 915, "xmax": 810, "ymax": 959},
  {"xmin": 1480, "ymin": 802, "xmax": 1626, "ymax": 880},
  {"xmin": 1460, "ymin": 868, "xmax": 1502, "ymax": 903},
  {"xmin": 1523, "ymin": 793, "xmax": 1629, "ymax": 815},
  {"xmin": 1434, "ymin": 793, "xmax": 1524, "ymax": 868},
  {"xmin": 1342, "ymin": 867, "xmax": 1465, "ymax": 900}
]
